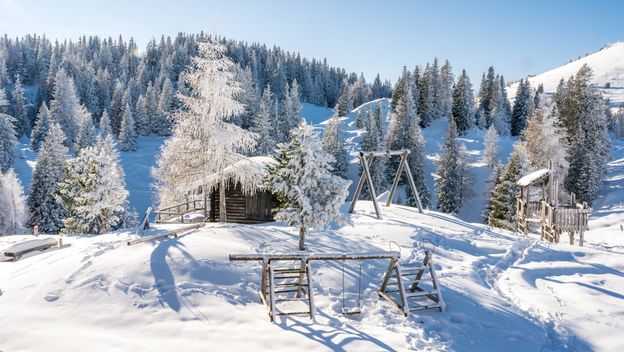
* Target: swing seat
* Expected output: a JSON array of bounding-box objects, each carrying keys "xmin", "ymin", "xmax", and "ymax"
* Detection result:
[{"xmin": 341, "ymin": 307, "xmax": 361, "ymax": 315}]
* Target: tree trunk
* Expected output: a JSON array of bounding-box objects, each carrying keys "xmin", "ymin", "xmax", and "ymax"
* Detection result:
[
  {"xmin": 298, "ymin": 226, "xmax": 306, "ymax": 251},
  {"xmin": 219, "ymin": 180, "xmax": 226, "ymax": 223}
]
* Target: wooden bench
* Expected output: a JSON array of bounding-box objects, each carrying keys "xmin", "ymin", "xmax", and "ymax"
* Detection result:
[{"xmin": 3, "ymin": 238, "xmax": 59, "ymax": 261}]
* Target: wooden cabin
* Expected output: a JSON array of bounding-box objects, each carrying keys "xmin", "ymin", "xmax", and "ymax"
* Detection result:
[{"xmin": 156, "ymin": 156, "xmax": 278, "ymax": 224}]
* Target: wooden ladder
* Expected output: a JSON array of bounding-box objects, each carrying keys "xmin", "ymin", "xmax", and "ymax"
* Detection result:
[
  {"xmin": 261, "ymin": 257, "xmax": 315, "ymax": 322},
  {"xmin": 378, "ymin": 250, "xmax": 444, "ymax": 317}
]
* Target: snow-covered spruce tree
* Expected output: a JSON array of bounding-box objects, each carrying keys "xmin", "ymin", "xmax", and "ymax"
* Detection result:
[
  {"xmin": 253, "ymin": 85, "xmax": 276, "ymax": 156},
  {"xmin": 440, "ymin": 60, "xmax": 454, "ymax": 117},
  {"xmin": 510, "ymin": 79, "xmax": 533, "ymax": 136},
  {"xmin": 436, "ymin": 119, "xmax": 462, "ymax": 213},
  {"xmin": 49, "ymin": 69, "xmax": 90, "ymax": 148},
  {"xmin": 57, "ymin": 135, "xmax": 129, "ymax": 234},
  {"xmin": 483, "ymin": 124, "xmax": 499, "ymax": 167},
  {"xmin": 336, "ymin": 83, "xmax": 353, "ymax": 117},
  {"xmin": 135, "ymin": 95, "xmax": 150, "ymax": 136},
  {"xmin": 31, "ymin": 103, "xmax": 51, "ymax": 151},
  {"xmin": 153, "ymin": 40, "xmax": 256, "ymax": 206},
  {"xmin": 321, "ymin": 111, "xmax": 349, "ymax": 178},
  {"xmin": 490, "ymin": 79, "xmax": 511, "ymax": 135},
  {"xmin": 119, "ymin": 103, "xmax": 138, "ymax": 151},
  {"xmin": 477, "ymin": 66, "xmax": 496, "ymax": 127},
  {"xmin": 487, "ymin": 143, "xmax": 531, "ymax": 230},
  {"xmin": 268, "ymin": 121, "xmax": 351, "ymax": 250},
  {"xmin": 391, "ymin": 67, "xmax": 410, "ymax": 113},
  {"xmin": 0, "ymin": 169, "xmax": 27, "ymax": 235},
  {"xmin": 386, "ymin": 80, "xmax": 430, "ymax": 207},
  {"xmin": 154, "ymin": 77, "xmax": 174, "ymax": 136},
  {"xmin": 75, "ymin": 115, "xmax": 97, "ymax": 152},
  {"xmin": 452, "ymin": 69, "xmax": 475, "ymax": 134},
  {"xmin": 108, "ymin": 80, "xmax": 125, "ymax": 135},
  {"xmin": 278, "ymin": 80, "xmax": 302, "ymax": 143},
  {"xmin": 0, "ymin": 89, "xmax": 17, "ymax": 173},
  {"xmin": 483, "ymin": 163, "xmax": 505, "ymax": 223},
  {"xmin": 11, "ymin": 74, "xmax": 30, "ymax": 137},
  {"xmin": 419, "ymin": 63, "xmax": 436, "ymax": 127},
  {"xmin": 99, "ymin": 109, "xmax": 112, "ymax": 138},
  {"xmin": 361, "ymin": 108, "xmax": 387, "ymax": 198},
  {"xmin": 236, "ymin": 66, "xmax": 258, "ymax": 130},
  {"xmin": 27, "ymin": 123, "xmax": 68, "ymax": 233}
]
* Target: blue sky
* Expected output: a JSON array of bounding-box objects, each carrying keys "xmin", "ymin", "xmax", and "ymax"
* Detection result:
[{"xmin": 1, "ymin": 0, "xmax": 623, "ymax": 83}]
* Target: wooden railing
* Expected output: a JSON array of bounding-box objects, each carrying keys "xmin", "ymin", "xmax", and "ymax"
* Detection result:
[{"xmin": 154, "ymin": 199, "xmax": 206, "ymax": 223}]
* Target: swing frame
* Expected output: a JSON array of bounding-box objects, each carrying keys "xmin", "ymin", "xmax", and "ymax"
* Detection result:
[
  {"xmin": 341, "ymin": 260, "xmax": 362, "ymax": 315},
  {"xmin": 349, "ymin": 149, "xmax": 424, "ymax": 219}
]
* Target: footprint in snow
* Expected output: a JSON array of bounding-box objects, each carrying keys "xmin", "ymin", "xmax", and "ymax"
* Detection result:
[{"xmin": 44, "ymin": 290, "xmax": 62, "ymax": 302}]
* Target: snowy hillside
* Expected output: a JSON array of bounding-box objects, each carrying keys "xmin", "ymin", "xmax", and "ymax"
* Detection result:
[
  {"xmin": 2, "ymin": 201, "xmax": 624, "ymax": 351},
  {"xmin": 508, "ymin": 42, "xmax": 624, "ymax": 107}
]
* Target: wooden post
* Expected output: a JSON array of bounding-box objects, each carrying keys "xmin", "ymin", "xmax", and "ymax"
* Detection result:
[
  {"xmin": 361, "ymin": 152, "xmax": 382, "ymax": 219},
  {"xmin": 386, "ymin": 151, "xmax": 407, "ymax": 207},
  {"xmin": 203, "ymin": 191, "xmax": 208, "ymax": 222},
  {"xmin": 348, "ymin": 153, "xmax": 369, "ymax": 214},
  {"xmin": 403, "ymin": 156, "xmax": 424, "ymax": 214},
  {"xmin": 219, "ymin": 180, "xmax": 227, "ymax": 223}
]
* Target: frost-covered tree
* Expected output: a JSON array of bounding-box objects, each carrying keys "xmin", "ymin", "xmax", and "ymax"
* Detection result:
[
  {"xmin": 75, "ymin": 115, "xmax": 97, "ymax": 151},
  {"xmin": 31, "ymin": 103, "xmax": 51, "ymax": 151},
  {"xmin": 483, "ymin": 163, "xmax": 505, "ymax": 223},
  {"xmin": 386, "ymin": 80, "xmax": 430, "ymax": 207},
  {"xmin": 483, "ymin": 124, "xmax": 499, "ymax": 167},
  {"xmin": 361, "ymin": 108, "xmax": 387, "ymax": 196},
  {"xmin": 0, "ymin": 89, "xmax": 17, "ymax": 173},
  {"xmin": 336, "ymin": 83, "xmax": 353, "ymax": 117},
  {"xmin": 108, "ymin": 80, "xmax": 125, "ymax": 135},
  {"xmin": 436, "ymin": 119, "xmax": 463, "ymax": 213},
  {"xmin": 487, "ymin": 143, "xmax": 531, "ymax": 230},
  {"xmin": 321, "ymin": 111, "xmax": 349, "ymax": 178},
  {"xmin": 511, "ymin": 79, "xmax": 533, "ymax": 136},
  {"xmin": 57, "ymin": 135, "xmax": 129, "ymax": 234},
  {"xmin": 119, "ymin": 103, "xmax": 138, "ymax": 151},
  {"xmin": 154, "ymin": 77, "xmax": 175, "ymax": 136},
  {"xmin": 11, "ymin": 74, "xmax": 30, "ymax": 137},
  {"xmin": 440, "ymin": 60, "xmax": 454, "ymax": 117},
  {"xmin": 521, "ymin": 104, "xmax": 568, "ymax": 175},
  {"xmin": 49, "ymin": 69, "xmax": 90, "ymax": 148},
  {"xmin": 236, "ymin": 66, "xmax": 258, "ymax": 129},
  {"xmin": 153, "ymin": 40, "xmax": 256, "ymax": 205},
  {"xmin": 268, "ymin": 121, "xmax": 351, "ymax": 250},
  {"xmin": 452, "ymin": 69, "xmax": 474, "ymax": 134},
  {"xmin": 278, "ymin": 80, "xmax": 302, "ymax": 142},
  {"xmin": 0, "ymin": 169, "xmax": 27, "ymax": 235},
  {"xmin": 135, "ymin": 95, "xmax": 150, "ymax": 136},
  {"xmin": 253, "ymin": 85, "xmax": 276, "ymax": 156},
  {"xmin": 490, "ymin": 79, "xmax": 511, "ymax": 135},
  {"xmin": 99, "ymin": 109, "xmax": 112, "ymax": 138},
  {"xmin": 27, "ymin": 123, "xmax": 68, "ymax": 233}
]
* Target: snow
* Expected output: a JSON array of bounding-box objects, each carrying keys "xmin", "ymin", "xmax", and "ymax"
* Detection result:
[
  {"xmin": 2, "ymin": 200, "xmax": 623, "ymax": 351},
  {"xmin": 516, "ymin": 168, "xmax": 550, "ymax": 187},
  {"xmin": 508, "ymin": 42, "xmax": 624, "ymax": 108},
  {"xmin": 184, "ymin": 156, "xmax": 276, "ymax": 194}
]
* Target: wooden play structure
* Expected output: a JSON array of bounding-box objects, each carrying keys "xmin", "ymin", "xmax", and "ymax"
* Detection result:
[
  {"xmin": 515, "ymin": 165, "xmax": 591, "ymax": 246},
  {"xmin": 126, "ymin": 223, "xmax": 202, "ymax": 246},
  {"xmin": 349, "ymin": 149, "xmax": 424, "ymax": 219},
  {"xmin": 229, "ymin": 249, "xmax": 444, "ymax": 321},
  {"xmin": 155, "ymin": 156, "xmax": 277, "ymax": 224},
  {"xmin": 3, "ymin": 238, "xmax": 59, "ymax": 261}
]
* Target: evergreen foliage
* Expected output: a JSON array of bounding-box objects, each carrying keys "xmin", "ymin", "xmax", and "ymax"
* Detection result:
[{"xmin": 31, "ymin": 103, "xmax": 51, "ymax": 151}]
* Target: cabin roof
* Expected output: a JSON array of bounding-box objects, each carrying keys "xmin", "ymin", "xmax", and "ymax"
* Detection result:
[
  {"xmin": 186, "ymin": 156, "xmax": 277, "ymax": 194},
  {"xmin": 516, "ymin": 168, "xmax": 551, "ymax": 187}
]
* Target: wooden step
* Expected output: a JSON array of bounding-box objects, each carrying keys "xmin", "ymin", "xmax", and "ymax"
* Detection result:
[
  {"xmin": 409, "ymin": 304, "xmax": 442, "ymax": 312},
  {"xmin": 405, "ymin": 290, "xmax": 437, "ymax": 298}
]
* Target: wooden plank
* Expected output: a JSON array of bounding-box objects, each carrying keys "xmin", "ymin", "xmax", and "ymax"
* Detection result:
[
  {"xmin": 126, "ymin": 223, "xmax": 202, "ymax": 246},
  {"xmin": 230, "ymin": 251, "xmax": 399, "ymax": 262},
  {"xmin": 4, "ymin": 238, "xmax": 59, "ymax": 261}
]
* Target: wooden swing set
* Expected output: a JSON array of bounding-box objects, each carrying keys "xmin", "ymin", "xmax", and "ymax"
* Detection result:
[
  {"xmin": 229, "ymin": 247, "xmax": 444, "ymax": 322},
  {"xmin": 348, "ymin": 149, "xmax": 424, "ymax": 219}
]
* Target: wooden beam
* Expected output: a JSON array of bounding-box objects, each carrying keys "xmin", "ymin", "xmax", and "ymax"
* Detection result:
[
  {"xmin": 229, "ymin": 251, "xmax": 399, "ymax": 262},
  {"xmin": 348, "ymin": 153, "xmax": 369, "ymax": 214},
  {"xmin": 386, "ymin": 151, "xmax": 407, "ymax": 207},
  {"xmin": 402, "ymin": 158, "xmax": 424, "ymax": 213},
  {"xmin": 361, "ymin": 152, "xmax": 382, "ymax": 219}
]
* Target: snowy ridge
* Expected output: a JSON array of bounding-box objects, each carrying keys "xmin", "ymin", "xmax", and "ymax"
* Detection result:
[{"xmin": 508, "ymin": 42, "xmax": 624, "ymax": 107}]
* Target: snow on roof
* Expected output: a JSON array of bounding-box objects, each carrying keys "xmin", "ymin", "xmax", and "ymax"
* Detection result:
[
  {"xmin": 516, "ymin": 168, "xmax": 551, "ymax": 187},
  {"xmin": 185, "ymin": 156, "xmax": 277, "ymax": 194}
]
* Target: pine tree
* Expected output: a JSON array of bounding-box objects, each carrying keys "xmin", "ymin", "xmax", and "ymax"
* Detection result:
[
  {"xmin": 440, "ymin": 60, "xmax": 454, "ymax": 117},
  {"xmin": 119, "ymin": 103, "xmax": 138, "ymax": 151},
  {"xmin": 49, "ymin": 69, "xmax": 90, "ymax": 148},
  {"xmin": 27, "ymin": 123, "xmax": 68, "ymax": 233},
  {"xmin": 361, "ymin": 108, "xmax": 387, "ymax": 196},
  {"xmin": 135, "ymin": 95, "xmax": 150, "ymax": 136},
  {"xmin": 452, "ymin": 69, "xmax": 474, "ymax": 134},
  {"xmin": 436, "ymin": 119, "xmax": 463, "ymax": 213},
  {"xmin": 321, "ymin": 111, "xmax": 349, "ymax": 178},
  {"xmin": 108, "ymin": 81, "xmax": 125, "ymax": 135},
  {"xmin": 236, "ymin": 66, "xmax": 258, "ymax": 130},
  {"xmin": 0, "ymin": 169, "xmax": 27, "ymax": 235},
  {"xmin": 268, "ymin": 121, "xmax": 351, "ymax": 250},
  {"xmin": 31, "ymin": 103, "xmax": 51, "ymax": 151},
  {"xmin": 278, "ymin": 80, "xmax": 302, "ymax": 142},
  {"xmin": 478, "ymin": 66, "xmax": 496, "ymax": 126},
  {"xmin": 99, "ymin": 109, "xmax": 112, "ymax": 138},
  {"xmin": 483, "ymin": 163, "xmax": 505, "ymax": 223},
  {"xmin": 253, "ymin": 85, "xmax": 276, "ymax": 156},
  {"xmin": 0, "ymin": 89, "xmax": 17, "ymax": 173},
  {"xmin": 336, "ymin": 83, "xmax": 353, "ymax": 117},
  {"xmin": 154, "ymin": 41, "xmax": 256, "ymax": 205},
  {"xmin": 75, "ymin": 115, "xmax": 97, "ymax": 151},
  {"xmin": 483, "ymin": 124, "xmax": 499, "ymax": 167},
  {"xmin": 153, "ymin": 77, "xmax": 174, "ymax": 136},
  {"xmin": 11, "ymin": 74, "xmax": 30, "ymax": 137},
  {"xmin": 386, "ymin": 80, "xmax": 430, "ymax": 207},
  {"xmin": 391, "ymin": 67, "xmax": 409, "ymax": 113},
  {"xmin": 487, "ymin": 143, "xmax": 531, "ymax": 230},
  {"xmin": 510, "ymin": 79, "xmax": 533, "ymax": 136},
  {"xmin": 490, "ymin": 79, "xmax": 511, "ymax": 135},
  {"xmin": 57, "ymin": 135, "xmax": 129, "ymax": 234}
]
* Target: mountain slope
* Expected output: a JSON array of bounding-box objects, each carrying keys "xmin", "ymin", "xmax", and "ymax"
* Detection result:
[{"xmin": 508, "ymin": 42, "xmax": 624, "ymax": 107}]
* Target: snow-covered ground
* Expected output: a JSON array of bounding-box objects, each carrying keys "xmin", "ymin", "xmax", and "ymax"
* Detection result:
[{"xmin": 1, "ymin": 198, "xmax": 623, "ymax": 351}]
